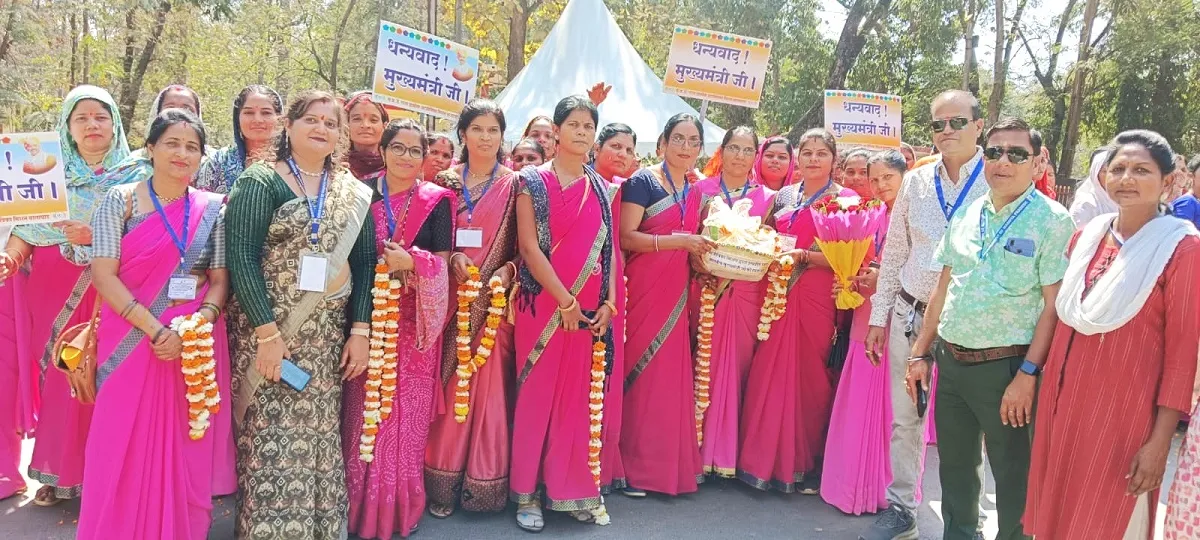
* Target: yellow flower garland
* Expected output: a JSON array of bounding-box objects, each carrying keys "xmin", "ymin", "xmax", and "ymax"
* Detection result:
[
  {"xmin": 757, "ymin": 256, "xmax": 795, "ymax": 341},
  {"xmin": 170, "ymin": 312, "xmax": 219, "ymax": 441},
  {"xmin": 694, "ymin": 284, "xmax": 716, "ymax": 445},
  {"xmin": 452, "ymin": 265, "xmax": 483, "ymax": 423}
]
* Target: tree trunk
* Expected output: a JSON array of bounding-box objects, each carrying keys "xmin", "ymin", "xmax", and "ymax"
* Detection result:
[
  {"xmin": 1057, "ymin": 0, "xmax": 1099, "ymax": 180},
  {"xmin": 960, "ymin": 0, "xmax": 976, "ymax": 92},
  {"xmin": 276, "ymin": 0, "xmax": 291, "ymax": 97},
  {"xmin": 328, "ymin": 0, "xmax": 359, "ymax": 92},
  {"xmin": 118, "ymin": 2, "xmax": 173, "ymax": 126},
  {"xmin": 506, "ymin": 2, "xmax": 535, "ymax": 81},
  {"xmin": 786, "ymin": 0, "xmax": 893, "ymax": 141},
  {"xmin": 81, "ymin": 11, "xmax": 90, "ymax": 84},
  {"xmin": 1019, "ymin": 0, "xmax": 1076, "ymax": 169},
  {"xmin": 986, "ymin": 0, "xmax": 1028, "ymax": 124},
  {"xmin": 69, "ymin": 12, "xmax": 78, "ymax": 87},
  {"xmin": 0, "ymin": 0, "xmax": 15, "ymax": 63}
]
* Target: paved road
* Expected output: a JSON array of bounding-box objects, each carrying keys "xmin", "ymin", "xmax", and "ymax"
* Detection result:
[{"xmin": 0, "ymin": 435, "xmax": 1184, "ymax": 539}]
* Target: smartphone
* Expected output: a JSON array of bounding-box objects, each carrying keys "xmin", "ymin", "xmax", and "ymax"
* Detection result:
[
  {"xmin": 916, "ymin": 385, "xmax": 929, "ymax": 418},
  {"xmin": 280, "ymin": 358, "xmax": 311, "ymax": 392}
]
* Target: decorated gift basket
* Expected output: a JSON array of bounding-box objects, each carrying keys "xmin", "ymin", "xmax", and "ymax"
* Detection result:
[{"xmin": 700, "ymin": 198, "xmax": 780, "ymax": 281}]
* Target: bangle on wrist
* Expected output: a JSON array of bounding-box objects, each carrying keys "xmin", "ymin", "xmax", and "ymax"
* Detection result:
[
  {"xmin": 120, "ymin": 299, "xmax": 140, "ymax": 319},
  {"xmin": 907, "ymin": 354, "xmax": 932, "ymax": 364},
  {"xmin": 557, "ymin": 297, "xmax": 578, "ymax": 313},
  {"xmin": 151, "ymin": 326, "xmax": 169, "ymax": 344},
  {"xmin": 349, "ymin": 327, "xmax": 370, "ymax": 338},
  {"xmin": 653, "ymin": 235, "xmax": 660, "ymax": 252},
  {"xmin": 200, "ymin": 302, "xmax": 222, "ymax": 319},
  {"xmin": 603, "ymin": 299, "xmax": 617, "ymax": 313},
  {"xmin": 257, "ymin": 331, "xmax": 282, "ymax": 345}
]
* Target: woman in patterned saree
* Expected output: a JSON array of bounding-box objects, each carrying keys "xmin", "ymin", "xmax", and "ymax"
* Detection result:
[
  {"xmin": 739, "ymin": 128, "xmax": 850, "ymax": 495},
  {"xmin": 78, "ymin": 110, "xmax": 229, "ymax": 540},
  {"xmin": 0, "ymin": 85, "xmax": 133, "ymax": 507},
  {"xmin": 424, "ymin": 98, "xmax": 517, "ymax": 518},
  {"xmin": 691, "ymin": 126, "xmax": 773, "ymax": 479},
  {"xmin": 619, "ymin": 113, "xmax": 715, "ymax": 497},
  {"xmin": 194, "ymin": 85, "xmax": 282, "ymax": 194},
  {"xmin": 226, "ymin": 90, "xmax": 376, "ymax": 539},
  {"xmin": 341, "ymin": 119, "xmax": 453, "ymax": 539},
  {"xmin": 511, "ymin": 95, "xmax": 618, "ymax": 532}
]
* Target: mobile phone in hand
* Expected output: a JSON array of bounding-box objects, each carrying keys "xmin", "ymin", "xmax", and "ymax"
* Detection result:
[
  {"xmin": 280, "ymin": 358, "xmax": 311, "ymax": 392},
  {"xmin": 916, "ymin": 385, "xmax": 929, "ymax": 418}
]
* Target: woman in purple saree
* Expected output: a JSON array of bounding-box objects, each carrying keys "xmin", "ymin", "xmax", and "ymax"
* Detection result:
[{"xmin": 78, "ymin": 111, "xmax": 230, "ymax": 540}]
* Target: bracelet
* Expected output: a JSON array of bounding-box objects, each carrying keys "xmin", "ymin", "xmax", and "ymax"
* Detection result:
[
  {"xmin": 349, "ymin": 327, "xmax": 370, "ymax": 337},
  {"xmin": 653, "ymin": 235, "xmax": 660, "ymax": 252},
  {"xmin": 151, "ymin": 326, "xmax": 169, "ymax": 345},
  {"xmin": 603, "ymin": 300, "xmax": 617, "ymax": 313},
  {"xmin": 200, "ymin": 302, "xmax": 222, "ymax": 318},
  {"xmin": 504, "ymin": 261, "xmax": 518, "ymax": 277},
  {"xmin": 120, "ymin": 299, "xmax": 140, "ymax": 319},
  {"xmin": 2, "ymin": 249, "xmax": 24, "ymax": 267},
  {"xmin": 256, "ymin": 331, "xmax": 282, "ymax": 345},
  {"xmin": 907, "ymin": 355, "xmax": 932, "ymax": 364},
  {"xmin": 557, "ymin": 297, "xmax": 578, "ymax": 313}
]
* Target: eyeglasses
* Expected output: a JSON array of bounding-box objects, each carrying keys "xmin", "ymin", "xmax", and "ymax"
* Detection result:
[
  {"xmin": 669, "ymin": 134, "xmax": 703, "ymax": 149},
  {"xmin": 983, "ymin": 146, "xmax": 1032, "ymax": 164},
  {"xmin": 722, "ymin": 144, "xmax": 756, "ymax": 158},
  {"xmin": 930, "ymin": 117, "xmax": 970, "ymax": 133},
  {"xmin": 386, "ymin": 144, "xmax": 424, "ymax": 159}
]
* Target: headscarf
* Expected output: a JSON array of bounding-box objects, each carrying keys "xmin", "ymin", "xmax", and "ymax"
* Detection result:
[
  {"xmin": 146, "ymin": 84, "xmax": 202, "ymax": 131},
  {"xmin": 753, "ymin": 136, "xmax": 795, "ymax": 188},
  {"xmin": 344, "ymin": 91, "xmax": 389, "ymax": 181},
  {"xmin": 1069, "ymin": 150, "xmax": 1116, "ymax": 229},
  {"xmin": 14, "ymin": 85, "xmax": 132, "ymax": 248}
]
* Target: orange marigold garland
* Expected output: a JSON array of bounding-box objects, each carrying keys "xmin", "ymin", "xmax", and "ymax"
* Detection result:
[
  {"xmin": 379, "ymin": 275, "xmax": 402, "ymax": 421},
  {"xmin": 757, "ymin": 255, "xmax": 795, "ymax": 341},
  {"xmin": 170, "ymin": 312, "xmax": 219, "ymax": 441},
  {"xmin": 360, "ymin": 262, "xmax": 391, "ymax": 462},
  {"xmin": 452, "ymin": 265, "xmax": 483, "ymax": 423},
  {"xmin": 588, "ymin": 340, "xmax": 607, "ymax": 487},
  {"xmin": 694, "ymin": 284, "xmax": 716, "ymax": 445}
]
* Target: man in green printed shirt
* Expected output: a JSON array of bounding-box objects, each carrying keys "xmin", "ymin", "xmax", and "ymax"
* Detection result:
[{"xmin": 905, "ymin": 118, "xmax": 1074, "ymax": 540}]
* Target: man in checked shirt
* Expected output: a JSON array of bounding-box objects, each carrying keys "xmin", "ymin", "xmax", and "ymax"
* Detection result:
[{"xmin": 858, "ymin": 90, "xmax": 990, "ymax": 540}]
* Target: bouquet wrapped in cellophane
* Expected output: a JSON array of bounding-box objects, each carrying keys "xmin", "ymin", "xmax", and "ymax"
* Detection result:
[
  {"xmin": 811, "ymin": 194, "xmax": 888, "ymax": 309},
  {"xmin": 700, "ymin": 198, "xmax": 780, "ymax": 281}
]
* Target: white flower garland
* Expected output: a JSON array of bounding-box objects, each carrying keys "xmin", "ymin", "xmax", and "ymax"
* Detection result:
[{"xmin": 170, "ymin": 312, "xmax": 219, "ymax": 441}]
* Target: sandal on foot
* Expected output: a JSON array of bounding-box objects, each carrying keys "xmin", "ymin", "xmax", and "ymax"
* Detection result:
[
  {"xmin": 620, "ymin": 487, "xmax": 646, "ymax": 498},
  {"xmin": 570, "ymin": 506, "xmax": 611, "ymax": 526},
  {"xmin": 33, "ymin": 486, "xmax": 62, "ymax": 507},
  {"xmin": 516, "ymin": 504, "xmax": 544, "ymax": 533},
  {"xmin": 428, "ymin": 503, "xmax": 454, "ymax": 519}
]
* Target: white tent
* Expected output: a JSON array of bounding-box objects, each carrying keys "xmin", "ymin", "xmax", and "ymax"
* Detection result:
[{"xmin": 495, "ymin": 0, "xmax": 726, "ymax": 155}]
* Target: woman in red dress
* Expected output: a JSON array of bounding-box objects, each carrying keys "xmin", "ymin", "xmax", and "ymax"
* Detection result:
[{"xmin": 1025, "ymin": 130, "xmax": 1200, "ymax": 539}]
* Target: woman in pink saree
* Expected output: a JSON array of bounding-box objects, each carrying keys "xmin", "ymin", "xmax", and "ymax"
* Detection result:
[
  {"xmin": 619, "ymin": 113, "xmax": 715, "ymax": 497},
  {"xmin": 739, "ymin": 128, "xmax": 849, "ymax": 495},
  {"xmin": 755, "ymin": 137, "xmax": 797, "ymax": 191},
  {"xmin": 511, "ymin": 97, "xmax": 619, "ymax": 532},
  {"xmin": 342, "ymin": 120, "xmax": 453, "ymax": 539},
  {"xmin": 0, "ymin": 85, "xmax": 134, "ymax": 506},
  {"xmin": 691, "ymin": 126, "xmax": 775, "ymax": 478},
  {"xmin": 78, "ymin": 110, "xmax": 229, "ymax": 540},
  {"xmin": 424, "ymin": 99, "xmax": 518, "ymax": 517},
  {"xmin": 0, "ymin": 227, "xmax": 33, "ymax": 501},
  {"xmin": 821, "ymin": 149, "xmax": 904, "ymax": 514}
]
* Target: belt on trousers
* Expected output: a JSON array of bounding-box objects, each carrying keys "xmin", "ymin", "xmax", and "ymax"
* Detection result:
[
  {"xmin": 942, "ymin": 340, "xmax": 1030, "ymax": 365},
  {"xmin": 898, "ymin": 288, "xmax": 927, "ymax": 315}
]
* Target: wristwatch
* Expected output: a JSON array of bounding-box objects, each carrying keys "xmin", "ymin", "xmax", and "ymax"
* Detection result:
[{"xmin": 1018, "ymin": 359, "xmax": 1041, "ymax": 376}]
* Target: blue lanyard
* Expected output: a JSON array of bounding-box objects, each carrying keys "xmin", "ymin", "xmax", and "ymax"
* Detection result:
[
  {"xmin": 977, "ymin": 191, "xmax": 1035, "ymax": 261},
  {"xmin": 1109, "ymin": 223, "xmax": 1126, "ymax": 248},
  {"xmin": 147, "ymin": 178, "xmax": 190, "ymax": 269},
  {"xmin": 662, "ymin": 164, "xmax": 690, "ymax": 226},
  {"xmin": 286, "ymin": 159, "xmax": 329, "ymax": 250},
  {"xmin": 873, "ymin": 230, "xmax": 884, "ymax": 256},
  {"xmin": 934, "ymin": 158, "xmax": 983, "ymax": 221},
  {"xmin": 718, "ymin": 176, "xmax": 752, "ymax": 207},
  {"xmin": 381, "ymin": 177, "xmax": 417, "ymax": 242},
  {"xmin": 461, "ymin": 162, "xmax": 498, "ymax": 225},
  {"xmin": 787, "ymin": 178, "xmax": 833, "ymax": 223}
]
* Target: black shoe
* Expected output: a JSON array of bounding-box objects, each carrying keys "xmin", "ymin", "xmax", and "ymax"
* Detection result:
[{"xmin": 858, "ymin": 503, "xmax": 918, "ymax": 540}]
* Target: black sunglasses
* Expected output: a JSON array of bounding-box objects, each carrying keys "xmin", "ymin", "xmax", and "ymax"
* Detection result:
[
  {"xmin": 930, "ymin": 117, "xmax": 970, "ymax": 132},
  {"xmin": 983, "ymin": 146, "xmax": 1032, "ymax": 164}
]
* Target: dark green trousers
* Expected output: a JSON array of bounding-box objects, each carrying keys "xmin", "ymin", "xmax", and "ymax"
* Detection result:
[{"xmin": 932, "ymin": 339, "xmax": 1032, "ymax": 540}]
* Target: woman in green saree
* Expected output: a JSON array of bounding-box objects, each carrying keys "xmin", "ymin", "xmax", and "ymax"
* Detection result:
[{"xmin": 225, "ymin": 90, "xmax": 377, "ymax": 539}]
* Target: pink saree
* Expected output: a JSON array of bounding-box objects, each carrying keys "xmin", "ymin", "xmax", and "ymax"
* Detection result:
[
  {"xmin": 77, "ymin": 192, "xmax": 225, "ymax": 540},
  {"xmin": 424, "ymin": 170, "xmax": 518, "ymax": 512},
  {"xmin": 25, "ymin": 245, "xmax": 94, "ymax": 498},
  {"xmin": 511, "ymin": 168, "xmax": 616, "ymax": 510},
  {"xmin": 601, "ymin": 181, "xmax": 626, "ymax": 491},
  {"xmin": 620, "ymin": 169, "xmax": 704, "ymax": 495},
  {"xmin": 738, "ymin": 184, "xmax": 853, "ymax": 492},
  {"xmin": 822, "ymin": 214, "xmax": 894, "ymax": 513},
  {"xmin": 692, "ymin": 178, "xmax": 775, "ymax": 477},
  {"xmin": 0, "ymin": 261, "xmax": 32, "ymax": 499},
  {"xmin": 343, "ymin": 182, "xmax": 451, "ymax": 539}
]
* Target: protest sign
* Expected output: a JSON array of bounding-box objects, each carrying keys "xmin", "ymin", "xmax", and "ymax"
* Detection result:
[
  {"xmin": 0, "ymin": 132, "xmax": 68, "ymax": 226},
  {"xmin": 663, "ymin": 26, "xmax": 771, "ymax": 108},
  {"xmin": 371, "ymin": 21, "xmax": 480, "ymax": 120},
  {"xmin": 823, "ymin": 90, "xmax": 903, "ymax": 149}
]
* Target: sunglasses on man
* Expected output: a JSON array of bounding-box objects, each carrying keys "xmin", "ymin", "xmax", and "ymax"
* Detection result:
[
  {"xmin": 930, "ymin": 117, "xmax": 971, "ymax": 132},
  {"xmin": 983, "ymin": 146, "xmax": 1033, "ymax": 164}
]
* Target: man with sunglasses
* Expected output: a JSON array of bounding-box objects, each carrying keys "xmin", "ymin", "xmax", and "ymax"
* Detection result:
[
  {"xmin": 860, "ymin": 89, "xmax": 991, "ymax": 540},
  {"xmin": 905, "ymin": 118, "xmax": 1074, "ymax": 540}
]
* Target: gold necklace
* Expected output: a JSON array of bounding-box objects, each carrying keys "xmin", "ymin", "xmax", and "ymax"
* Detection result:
[{"xmin": 154, "ymin": 188, "xmax": 187, "ymax": 204}]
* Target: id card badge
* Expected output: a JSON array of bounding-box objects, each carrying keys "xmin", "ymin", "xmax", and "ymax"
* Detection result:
[
  {"xmin": 456, "ymin": 227, "xmax": 484, "ymax": 249},
  {"xmin": 777, "ymin": 234, "xmax": 798, "ymax": 252},
  {"xmin": 298, "ymin": 253, "xmax": 329, "ymax": 293},
  {"xmin": 167, "ymin": 274, "xmax": 198, "ymax": 301}
]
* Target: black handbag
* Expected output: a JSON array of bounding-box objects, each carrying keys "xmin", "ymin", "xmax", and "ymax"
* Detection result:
[{"xmin": 826, "ymin": 309, "xmax": 853, "ymax": 371}]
